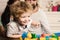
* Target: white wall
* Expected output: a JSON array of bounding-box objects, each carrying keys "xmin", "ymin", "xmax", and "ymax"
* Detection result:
[
  {"xmin": 0, "ymin": 0, "xmax": 8, "ymax": 15},
  {"xmin": 46, "ymin": 12, "xmax": 60, "ymax": 33},
  {"xmin": 38, "ymin": 0, "xmax": 60, "ymax": 11}
]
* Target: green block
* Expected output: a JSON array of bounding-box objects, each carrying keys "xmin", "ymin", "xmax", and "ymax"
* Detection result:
[{"xmin": 31, "ymin": 33, "xmax": 37, "ymax": 38}]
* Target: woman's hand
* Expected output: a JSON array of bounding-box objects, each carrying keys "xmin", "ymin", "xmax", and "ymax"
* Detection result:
[{"xmin": 31, "ymin": 21, "xmax": 40, "ymax": 27}]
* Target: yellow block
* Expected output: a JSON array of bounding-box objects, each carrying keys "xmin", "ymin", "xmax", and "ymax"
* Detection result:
[
  {"xmin": 49, "ymin": 38, "xmax": 57, "ymax": 40},
  {"xmin": 58, "ymin": 36, "xmax": 60, "ymax": 40},
  {"xmin": 40, "ymin": 37, "xmax": 46, "ymax": 40},
  {"xmin": 20, "ymin": 36, "xmax": 23, "ymax": 40},
  {"xmin": 27, "ymin": 32, "xmax": 32, "ymax": 38},
  {"xmin": 24, "ymin": 38, "xmax": 31, "ymax": 40},
  {"xmin": 31, "ymin": 38, "xmax": 37, "ymax": 40}
]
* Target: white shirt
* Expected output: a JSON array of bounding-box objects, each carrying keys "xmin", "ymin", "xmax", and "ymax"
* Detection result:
[
  {"xmin": 30, "ymin": 8, "xmax": 52, "ymax": 34},
  {"xmin": 7, "ymin": 19, "xmax": 32, "ymax": 37}
]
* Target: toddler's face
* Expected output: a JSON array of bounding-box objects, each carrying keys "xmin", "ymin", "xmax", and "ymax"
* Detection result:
[{"xmin": 18, "ymin": 12, "xmax": 31, "ymax": 26}]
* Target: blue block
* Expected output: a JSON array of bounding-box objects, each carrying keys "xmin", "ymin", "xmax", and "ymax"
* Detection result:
[
  {"xmin": 36, "ymin": 34, "xmax": 40, "ymax": 38},
  {"xmin": 54, "ymin": 32, "xmax": 60, "ymax": 36},
  {"xmin": 46, "ymin": 36, "xmax": 50, "ymax": 40},
  {"xmin": 22, "ymin": 32, "xmax": 28, "ymax": 38}
]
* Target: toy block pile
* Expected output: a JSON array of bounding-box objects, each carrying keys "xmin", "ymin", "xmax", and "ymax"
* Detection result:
[{"xmin": 20, "ymin": 32, "xmax": 60, "ymax": 40}]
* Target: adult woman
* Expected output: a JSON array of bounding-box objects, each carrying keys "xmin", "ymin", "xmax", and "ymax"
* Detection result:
[{"xmin": 25, "ymin": 0, "xmax": 52, "ymax": 34}]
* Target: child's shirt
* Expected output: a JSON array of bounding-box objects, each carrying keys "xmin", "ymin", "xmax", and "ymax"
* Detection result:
[{"xmin": 7, "ymin": 19, "xmax": 32, "ymax": 37}]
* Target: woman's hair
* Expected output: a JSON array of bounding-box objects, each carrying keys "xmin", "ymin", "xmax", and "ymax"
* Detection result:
[
  {"xmin": 25, "ymin": 0, "xmax": 39, "ymax": 9},
  {"xmin": 32, "ymin": 2, "xmax": 38, "ymax": 9},
  {"xmin": 9, "ymin": 1, "xmax": 32, "ymax": 21},
  {"xmin": 1, "ymin": 0, "xmax": 19, "ymax": 27}
]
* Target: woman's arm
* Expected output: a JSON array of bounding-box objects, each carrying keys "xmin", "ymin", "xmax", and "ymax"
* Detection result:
[{"xmin": 40, "ymin": 11, "xmax": 52, "ymax": 34}]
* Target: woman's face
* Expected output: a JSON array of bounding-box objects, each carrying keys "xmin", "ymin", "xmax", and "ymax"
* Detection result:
[
  {"xmin": 25, "ymin": 0, "xmax": 37, "ymax": 5},
  {"xmin": 18, "ymin": 12, "xmax": 31, "ymax": 26},
  {"xmin": 25, "ymin": 0, "xmax": 37, "ymax": 9}
]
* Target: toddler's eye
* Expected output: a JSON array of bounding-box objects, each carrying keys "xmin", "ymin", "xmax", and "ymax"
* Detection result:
[
  {"xmin": 21, "ymin": 16, "xmax": 26, "ymax": 18},
  {"xmin": 28, "ymin": 16, "xmax": 30, "ymax": 17}
]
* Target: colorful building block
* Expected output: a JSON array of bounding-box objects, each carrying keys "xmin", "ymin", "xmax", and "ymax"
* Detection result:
[
  {"xmin": 49, "ymin": 38, "xmax": 57, "ymax": 40},
  {"xmin": 22, "ymin": 32, "xmax": 27, "ymax": 39},
  {"xmin": 41, "ymin": 33, "xmax": 50, "ymax": 37},
  {"xmin": 24, "ymin": 38, "xmax": 31, "ymax": 40},
  {"xmin": 55, "ymin": 32, "xmax": 60, "ymax": 36},
  {"xmin": 31, "ymin": 33, "xmax": 37, "ymax": 38},
  {"xmin": 58, "ymin": 36, "xmax": 60, "ymax": 40},
  {"xmin": 51, "ymin": 33, "xmax": 58, "ymax": 40},
  {"xmin": 31, "ymin": 38, "xmax": 37, "ymax": 40},
  {"xmin": 36, "ymin": 34, "xmax": 40, "ymax": 38},
  {"xmin": 51, "ymin": 34, "xmax": 56, "ymax": 37},
  {"xmin": 27, "ymin": 32, "xmax": 32, "ymax": 38},
  {"xmin": 46, "ymin": 36, "xmax": 50, "ymax": 40},
  {"xmin": 20, "ymin": 36, "xmax": 23, "ymax": 40},
  {"xmin": 40, "ymin": 37, "xmax": 46, "ymax": 40}
]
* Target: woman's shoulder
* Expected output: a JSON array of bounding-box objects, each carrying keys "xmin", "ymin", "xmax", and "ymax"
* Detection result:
[
  {"xmin": 38, "ymin": 8, "xmax": 45, "ymax": 13},
  {"xmin": 32, "ymin": 9, "xmax": 45, "ymax": 16}
]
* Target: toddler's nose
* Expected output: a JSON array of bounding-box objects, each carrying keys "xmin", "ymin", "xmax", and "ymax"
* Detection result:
[{"xmin": 25, "ymin": 19, "xmax": 30, "ymax": 22}]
